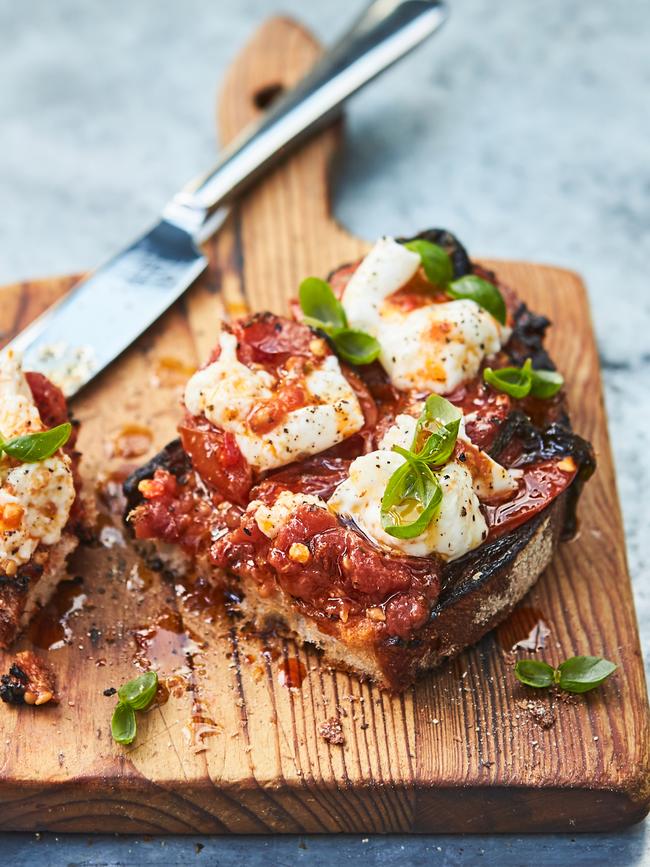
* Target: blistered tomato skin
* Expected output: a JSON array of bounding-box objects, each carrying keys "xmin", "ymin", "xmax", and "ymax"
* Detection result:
[{"xmin": 179, "ymin": 416, "xmax": 253, "ymax": 507}]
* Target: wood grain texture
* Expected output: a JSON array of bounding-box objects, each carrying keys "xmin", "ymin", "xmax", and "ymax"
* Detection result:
[{"xmin": 0, "ymin": 17, "xmax": 648, "ymax": 834}]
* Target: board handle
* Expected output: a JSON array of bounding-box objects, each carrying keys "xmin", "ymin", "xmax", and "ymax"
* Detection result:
[{"xmin": 164, "ymin": 2, "xmax": 447, "ymax": 235}]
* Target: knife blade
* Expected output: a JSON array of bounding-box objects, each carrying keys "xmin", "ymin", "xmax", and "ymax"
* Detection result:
[
  {"xmin": 7, "ymin": 1, "xmax": 447, "ymax": 396},
  {"xmin": 9, "ymin": 220, "xmax": 209, "ymax": 395}
]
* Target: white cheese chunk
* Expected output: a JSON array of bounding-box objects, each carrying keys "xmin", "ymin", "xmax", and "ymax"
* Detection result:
[
  {"xmin": 341, "ymin": 237, "xmax": 511, "ymax": 394},
  {"xmin": 329, "ymin": 446, "xmax": 487, "ymax": 561},
  {"xmin": 184, "ymin": 330, "xmax": 365, "ymax": 473},
  {"xmin": 328, "ymin": 412, "xmax": 517, "ymax": 561},
  {"xmin": 0, "ymin": 350, "xmax": 75, "ymax": 570}
]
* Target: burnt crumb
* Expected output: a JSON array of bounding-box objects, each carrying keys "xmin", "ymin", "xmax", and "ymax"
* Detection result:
[
  {"xmin": 103, "ymin": 687, "xmax": 117, "ymax": 697},
  {"xmin": 88, "ymin": 626, "xmax": 102, "ymax": 646},
  {"xmin": 517, "ymin": 698, "xmax": 556, "ymax": 730},
  {"xmin": 0, "ymin": 651, "xmax": 57, "ymax": 706},
  {"xmin": 552, "ymin": 686, "xmax": 579, "ymax": 706},
  {"xmin": 0, "ymin": 664, "xmax": 28, "ymax": 704},
  {"xmin": 319, "ymin": 716, "xmax": 345, "ymax": 746}
]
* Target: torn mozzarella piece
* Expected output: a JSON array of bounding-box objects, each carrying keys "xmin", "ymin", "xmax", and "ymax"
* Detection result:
[
  {"xmin": 0, "ymin": 350, "xmax": 75, "ymax": 570},
  {"xmin": 340, "ymin": 237, "xmax": 511, "ymax": 394},
  {"xmin": 329, "ymin": 413, "xmax": 517, "ymax": 561},
  {"xmin": 250, "ymin": 490, "xmax": 328, "ymax": 539},
  {"xmin": 184, "ymin": 330, "xmax": 364, "ymax": 472},
  {"xmin": 329, "ymin": 447, "xmax": 486, "ymax": 561}
]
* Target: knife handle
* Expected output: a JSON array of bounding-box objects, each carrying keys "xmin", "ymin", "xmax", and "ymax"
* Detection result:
[{"xmin": 163, "ymin": 0, "xmax": 446, "ymax": 236}]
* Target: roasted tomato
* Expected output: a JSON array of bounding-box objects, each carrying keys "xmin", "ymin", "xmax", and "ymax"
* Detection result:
[{"xmin": 179, "ymin": 416, "xmax": 253, "ymax": 507}]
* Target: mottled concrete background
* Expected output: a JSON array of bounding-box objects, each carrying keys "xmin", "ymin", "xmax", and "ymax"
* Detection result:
[{"xmin": 1, "ymin": 0, "xmax": 649, "ymax": 863}]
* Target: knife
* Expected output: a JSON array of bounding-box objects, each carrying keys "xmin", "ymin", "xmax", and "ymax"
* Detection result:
[{"xmin": 7, "ymin": 0, "xmax": 447, "ymax": 397}]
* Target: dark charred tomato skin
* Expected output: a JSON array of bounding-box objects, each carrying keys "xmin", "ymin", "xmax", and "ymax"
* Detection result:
[
  {"xmin": 211, "ymin": 502, "xmax": 441, "ymax": 640},
  {"xmin": 179, "ymin": 416, "xmax": 252, "ymax": 507}
]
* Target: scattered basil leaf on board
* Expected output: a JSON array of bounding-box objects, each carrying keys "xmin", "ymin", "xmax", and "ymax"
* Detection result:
[
  {"xmin": 514, "ymin": 655, "xmax": 616, "ymax": 694},
  {"xmin": 333, "ymin": 329, "xmax": 381, "ymax": 366},
  {"xmin": 380, "ymin": 395, "xmax": 460, "ymax": 539},
  {"xmin": 446, "ymin": 275, "xmax": 507, "ymax": 325},
  {"xmin": 0, "ymin": 422, "xmax": 72, "ymax": 463},
  {"xmin": 404, "ymin": 239, "xmax": 454, "ymax": 287},
  {"xmin": 298, "ymin": 277, "xmax": 379, "ymax": 366},
  {"xmin": 117, "ymin": 671, "xmax": 158, "ymax": 711},
  {"xmin": 111, "ymin": 702, "xmax": 137, "ymax": 745},
  {"xmin": 110, "ymin": 670, "xmax": 159, "ymax": 746},
  {"xmin": 514, "ymin": 659, "xmax": 556, "ymax": 689},
  {"xmin": 556, "ymin": 656, "xmax": 618, "ymax": 694},
  {"xmin": 483, "ymin": 358, "xmax": 564, "ymax": 400},
  {"xmin": 298, "ymin": 277, "xmax": 347, "ymax": 331}
]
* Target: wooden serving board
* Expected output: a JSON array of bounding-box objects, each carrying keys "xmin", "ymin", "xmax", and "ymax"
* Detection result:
[{"xmin": 0, "ymin": 17, "xmax": 648, "ymax": 834}]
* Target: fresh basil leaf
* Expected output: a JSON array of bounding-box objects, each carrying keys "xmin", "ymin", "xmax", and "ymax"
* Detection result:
[
  {"xmin": 117, "ymin": 670, "xmax": 158, "ymax": 711},
  {"xmin": 299, "ymin": 277, "xmax": 347, "ymax": 331},
  {"xmin": 404, "ymin": 239, "xmax": 454, "ymax": 287},
  {"xmin": 111, "ymin": 702, "xmax": 137, "ymax": 745},
  {"xmin": 514, "ymin": 659, "xmax": 556, "ymax": 689},
  {"xmin": 556, "ymin": 656, "xmax": 617, "ymax": 694},
  {"xmin": 447, "ymin": 275, "xmax": 507, "ymax": 325},
  {"xmin": 416, "ymin": 394, "xmax": 462, "ymax": 438},
  {"xmin": 419, "ymin": 394, "xmax": 463, "ymax": 432},
  {"xmin": 333, "ymin": 329, "xmax": 381, "ymax": 366},
  {"xmin": 529, "ymin": 368, "xmax": 564, "ymax": 399},
  {"xmin": 483, "ymin": 364, "xmax": 532, "ymax": 399},
  {"xmin": 413, "ymin": 395, "xmax": 462, "ymax": 463},
  {"xmin": 0, "ymin": 422, "xmax": 72, "ymax": 463},
  {"xmin": 381, "ymin": 462, "xmax": 443, "ymax": 539}
]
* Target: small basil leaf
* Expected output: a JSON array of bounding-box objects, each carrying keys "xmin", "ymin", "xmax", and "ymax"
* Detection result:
[
  {"xmin": 413, "ymin": 395, "xmax": 462, "ymax": 462},
  {"xmin": 0, "ymin": 422, "xmax": 72, "ymax": 463},
  {"xmin": 333, "ymin": 329, "xmax": 381, "ymax": 366},
  {"xmin": 556, "ymin": 656, "xmax": 617, "ymax": 694},
  {"xmin": 514, "ymin": 659, "xmax": 556, "ymax": 689},
  {"xmin": 381, "ymin": 462, "xmax": 443, "ymax": 539},
  {"xmin": 117, "ymin": 671, "xmax": 158, "ymax": 710},
  {"xmin": 483, "ymin": 365, "xmax": 532, "ymax": 399},
  {"xmin": 299, "ymin": 277, "xmax": 347, "ymax": 331},
  {"xmin": 529, "ymin": 368, "xmax": 564, "ymax": 399},
  {"xmin": 447, "ymin": 275, "xmax": 507, "ymax": 325},
  {"xmin": 111, "ymin": 702, "xmax": 137, "ymax": 745},
  {"xmin": 418, "ymin": 394, "xmax": 463, "ymax": 432},
  {"xmin": 416, "ymin": 428, "xmax": 456, "ymax": 467},
  {"xmin": 404, "ymin": 239, "xmax": 454, "ymax": 287},
  {"xmin": 301, "ymin": 315, "xmax": 335, "ymax": 336}
]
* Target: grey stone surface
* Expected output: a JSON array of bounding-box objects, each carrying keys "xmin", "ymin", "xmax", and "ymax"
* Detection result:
[{"xmin": 0, "ymin": 0, "xmax": 649, "ymax": 862}]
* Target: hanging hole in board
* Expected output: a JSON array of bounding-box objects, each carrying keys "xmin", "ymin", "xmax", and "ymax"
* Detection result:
[{"xmin": 253, "ymin": 83, "xmax": 285, "ymax": 110}]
